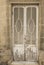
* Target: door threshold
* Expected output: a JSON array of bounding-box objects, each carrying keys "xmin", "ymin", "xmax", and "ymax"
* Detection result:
[{"xmin": 11, "ymin": 61, "xmax": 38, "ymax": 65}]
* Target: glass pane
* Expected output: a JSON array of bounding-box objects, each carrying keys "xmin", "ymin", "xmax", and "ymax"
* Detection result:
[
  {"xmin": 32, "ymin": 7, "xmax": 36, "ymax": 25},
  {"xmin": 32, "ymin": 7, "xmax": 36, "ymax": 45},
  {"xmin": 27, "ymin": 7, "xmax": 36, "ymax": 45},
  {"xmin": 26, "ymin": 7, "xmax": 37, "ymax": 61},
  {"xmin": 15, "ymin": 19, "xmax": 22, "ymax": 32},
  {"xmin": 14, "ymin": 8, "xmax": 24, "ymax": 44}
]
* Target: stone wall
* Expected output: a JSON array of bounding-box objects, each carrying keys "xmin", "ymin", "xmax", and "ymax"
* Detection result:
[
  {"xmin": 0, "ymin": 0, "xmax": 12, "ymax": 63},
  {"xmin": 0, "ymin": 0, "xmax": 7, "ymax": 46},
  {"xmin": 39, "ymin": 0, "xmax": 44, "ymax": 50},
  {"xmin": 0, "ymin": 0, "xmax": 44, "ymax": 64}
]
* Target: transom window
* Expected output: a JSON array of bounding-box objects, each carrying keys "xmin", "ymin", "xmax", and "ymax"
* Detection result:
[{"xmin": 12, "ymin": 5, "xmax": 38, "ymax": 62}]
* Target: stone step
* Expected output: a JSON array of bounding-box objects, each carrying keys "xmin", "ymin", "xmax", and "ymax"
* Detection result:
[{"xmin": 11, "ymin": 61, "xmax": 39, "ymax": 65}]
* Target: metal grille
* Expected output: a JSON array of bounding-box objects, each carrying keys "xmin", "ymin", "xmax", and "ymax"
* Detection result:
[{"xmin": 12, "ymin": 6, "xmax": 38, "ymax": 62}]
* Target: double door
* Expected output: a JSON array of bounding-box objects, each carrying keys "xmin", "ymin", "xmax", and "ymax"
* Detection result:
[{"xmin": 12, "ymin": 5, "xmax": 38, "ymax": 61}]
